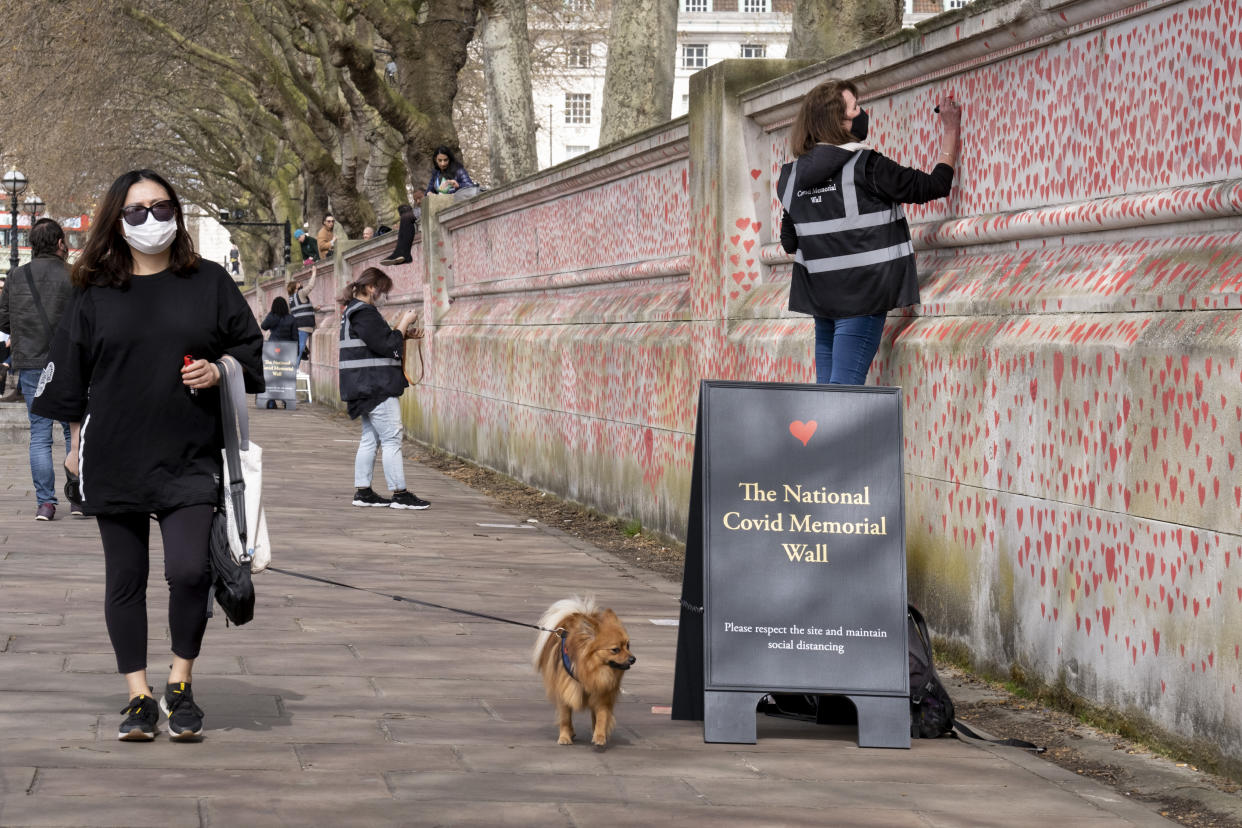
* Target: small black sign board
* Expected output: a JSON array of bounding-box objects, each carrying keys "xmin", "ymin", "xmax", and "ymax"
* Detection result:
[
  {"xmin": 255, "ymin": 339, "xmax": 298, "ymax": 410},
  {"xmin": 672, "ymin": 380, "xmax": 909, "ymax": 748}
]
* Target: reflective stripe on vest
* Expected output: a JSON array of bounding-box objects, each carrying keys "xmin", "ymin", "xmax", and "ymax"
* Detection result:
[
  {"xmin": 289, "ymin": 292, "xmax": 315, "ymax": 327},
  {"xmin": 782, "ymin": 148, "xmax": 914, "ymax": 276},
  {"xmin": 795, "ymin": 239, "xmax": 915, "ymax": 273},
  {"xmin": 339, "ymin": 303, "xmax": 400, "ymax": 370}
]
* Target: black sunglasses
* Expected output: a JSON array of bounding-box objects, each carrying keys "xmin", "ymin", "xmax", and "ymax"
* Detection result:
[{"xmin": 121, "ymin": 200, "xmax": 175, "ymax": 226}]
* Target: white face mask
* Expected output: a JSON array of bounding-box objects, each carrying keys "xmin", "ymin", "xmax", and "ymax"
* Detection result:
[{"xmin": 122, "ymin": 213, "xmax": 178, "ymax": 255}]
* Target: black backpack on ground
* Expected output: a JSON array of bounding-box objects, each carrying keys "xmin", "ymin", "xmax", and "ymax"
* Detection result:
[
  {"xmin": 764, "ymin": 604, "xmax": 1042, "ymax": 752},
  {"xmin": 764, "ymin": 604, "xmax": 958, "ymax": 738},
  {"xmin": 908, "ymin": 603, "xmax": 955, "ymax": 738}
]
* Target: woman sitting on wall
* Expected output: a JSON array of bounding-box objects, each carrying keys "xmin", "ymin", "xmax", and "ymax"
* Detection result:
[
  {"xmin": 424, "ymin": 146, "xmax": 477, "ymax": 197},
  {"xmin": 778, "ymin": 79, "xmax": 961, "ymax": 385}
]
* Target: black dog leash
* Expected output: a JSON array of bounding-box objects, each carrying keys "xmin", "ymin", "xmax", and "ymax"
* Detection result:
[{"xmin": 267, "ymin": 566, "xmax": 564, "ymax": 635}]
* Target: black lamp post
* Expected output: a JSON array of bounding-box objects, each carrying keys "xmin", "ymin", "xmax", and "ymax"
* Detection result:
[
  {"xmin": 218, "ymin": 209, "xmax": 292, "ymax": 266},
  {"xmin": 24, "ymin": 194, "xmax": 44, "ymax": 223},
  {"xmin": 2, "ymin": 169, "xmax": 29, "ymax": 276}
]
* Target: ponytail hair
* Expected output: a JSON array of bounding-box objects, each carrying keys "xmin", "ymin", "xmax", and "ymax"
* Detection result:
[{"xmin": 338, "ymin": 266, "xmax": 393, "ymax": 305}]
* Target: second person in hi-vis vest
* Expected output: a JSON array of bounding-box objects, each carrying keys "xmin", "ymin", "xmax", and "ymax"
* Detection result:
[
  {"xmin": 337, "ymin": 268, "xmax": 430, "ymax": 510},
  {"xmin": 778, "ymin": 79, "xmax": 962, "ymax": 385}
]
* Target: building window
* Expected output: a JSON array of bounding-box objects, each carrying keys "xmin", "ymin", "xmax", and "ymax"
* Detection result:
[
  {"xmin": 566, "ymin": 42, "xmax": 592, "ymax": 68},
  {"xmin": 565, "ymin": 93, "xmax": 591, "ymax": 125},
  {"xmin": 681, "ymin": 43, "xmax": 708, "ymax": 70},
  {"xmin": 564, "ymin": 0, "xmax": 594, "ymax": 11},
  {"xmin": 681, "ymin": 0, "xmax": 711, "ymax": 10},
  {"xmin": 742, "ymin": 0, "xmax": 770, "ymax": 11},
  {"xmin": 945, "ymin": 0, "xmax": 971, "ymax": 7},
  {"xmin": 565, "ymin": 145, "xmax": 590, "ymax": 159},
  {"xmin": 740, "ymin": 44, "xmax": 767, "ymax": 58}
]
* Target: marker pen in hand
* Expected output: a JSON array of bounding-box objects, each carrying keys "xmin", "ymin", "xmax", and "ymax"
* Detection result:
[{"xmin": 184, "ymin": 355, "xmax": 198, "ymax": 396}]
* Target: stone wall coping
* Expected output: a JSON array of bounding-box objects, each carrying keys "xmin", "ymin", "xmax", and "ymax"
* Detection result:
[
  {"xmin": 741, "ymin": 0, "xmax": 1167, "ymax": 130},
  {"xmin": 433, "ymin": 119, "xmax": 689, "ymax": 231}
]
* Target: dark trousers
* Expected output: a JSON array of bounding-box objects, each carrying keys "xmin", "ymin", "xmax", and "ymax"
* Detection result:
[{"xmin": 96, "ymin": 505, "xmax": 214, "ymax": 674}]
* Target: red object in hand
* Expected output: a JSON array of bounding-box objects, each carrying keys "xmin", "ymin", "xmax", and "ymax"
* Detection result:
[{"xmin": 184, "ymin": 355, "xmax": 198, "ymax": 396}]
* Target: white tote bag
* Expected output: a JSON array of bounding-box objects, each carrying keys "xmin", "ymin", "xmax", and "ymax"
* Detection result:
[{"xmin": 217, "ymin": 356, "xmax": 271, "ymax": 573}]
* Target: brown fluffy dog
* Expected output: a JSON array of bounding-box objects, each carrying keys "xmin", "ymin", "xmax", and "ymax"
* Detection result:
[{"xmin": 532, "ymin": 596, "xmax": 636, "ymax": 746}]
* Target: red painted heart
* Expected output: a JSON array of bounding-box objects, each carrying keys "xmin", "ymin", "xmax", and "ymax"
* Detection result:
[{"xmin": 789, "ymin": 420, "xmax": 817, "ymax": 446}]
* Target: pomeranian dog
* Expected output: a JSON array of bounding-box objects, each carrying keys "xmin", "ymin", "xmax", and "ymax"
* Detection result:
[{"xmin": 532, "ymin": 596, "xmax": 636, "ymax": 746}]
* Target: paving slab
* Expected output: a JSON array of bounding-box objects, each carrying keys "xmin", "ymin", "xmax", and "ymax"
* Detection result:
[{"xmin": 0, "ymin": 404, "xmax": 1183, "ymax": 826}]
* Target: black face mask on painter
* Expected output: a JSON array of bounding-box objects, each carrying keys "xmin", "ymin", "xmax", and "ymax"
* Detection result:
[{"xmin": 851, "ymin": 109, "xmax": 869, "ymax": 142}]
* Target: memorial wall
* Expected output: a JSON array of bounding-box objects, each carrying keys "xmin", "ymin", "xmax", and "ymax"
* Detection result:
[{"xmin": 248, "ymin": 0, "xmax": 1242, "ymax": 764}]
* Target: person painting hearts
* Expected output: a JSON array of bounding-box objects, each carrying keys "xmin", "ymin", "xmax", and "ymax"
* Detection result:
[{"xmin": 778, "ymin": 79, "xmax": 962, "ymax": 385}]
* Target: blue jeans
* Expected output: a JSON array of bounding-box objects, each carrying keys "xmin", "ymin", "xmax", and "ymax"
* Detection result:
[
  {"xmin": 21, "ymin": 369, "xmax": 71, "ymax": 505},
  {"xmin": 354, "ymin": 396, "xmax": 406, "ymax": 492},
  {"xmin": 813, "ymin": 313, "xmax": 887, "ymax": 385},
  {"xmin": 296, "ymin": 329, "xmax": 310, "ymax": 375}
]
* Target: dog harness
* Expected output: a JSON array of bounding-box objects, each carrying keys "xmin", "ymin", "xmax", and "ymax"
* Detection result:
[{"xmin": 559, "ymin": 631, "xmax": 577, "ymax": 681}]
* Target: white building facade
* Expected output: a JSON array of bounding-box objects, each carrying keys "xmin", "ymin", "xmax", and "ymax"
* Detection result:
[
  {"xmin": 533, "ymin": 0, "xmax": 793, "ymax": 170},
  {"xmin": 531, "ymin": 0, "xmax": 968, "ymax": 170}
]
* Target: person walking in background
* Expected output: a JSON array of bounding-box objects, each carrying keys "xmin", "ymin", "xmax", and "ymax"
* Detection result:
[
  {"xmin": 316, "ymin": 215, "xmax": 337, "ymax": 257},
  {"xmin": 227, "ymin": 244, "xmax": 240, "ymax": 276},
  {"xmin": 778, "ymin": 79, "xmax": 960, "ymax": 385},
  {"xmin": 0, "ymin": 331, "xmax": 11, "ymax": 399},
  {"xmin": 294, "ymin": 228, "xmax": 319, "ymax": 263},
  {"xmin": 261, "ymin": 295, "xmax": 301, "ymax": 409},
  {"xmin": 261, "ymin": 296, "xmax": 299, "ymax": 344},
  {"xmin": 286, "ymin": 262, "xmax": 318, "ymax": 370},
  {"xmin": 0, "ymin": 218, "xmax": 77, "ymax": 520},
  {"xmin": 362, "ymin": 226, "xmax": 375, "ymax": 240},
  {"xmin": 32, "ymin": 169, "xmax": 263, "ymax": 741},
  {"xmin": 338, "ymin": 268, "xmax": 430, "ymax": 511},
  {"xmin": 379, "ymin": 204, "xmax": 417, "ymax": 266},
  {"xmin": 425, "ymin": 146, "xmax": 476, "ymax": 196}
]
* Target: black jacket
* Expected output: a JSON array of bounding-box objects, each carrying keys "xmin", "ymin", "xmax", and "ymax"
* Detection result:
[
  {"xmin": 338, "ymin": 299, "xmax": 406, "ymax": 418},
  {"xmin": 0, "ymin": 255, "xmax": 74, "ymax": 369},
  {"xmin": 298, "ymin": 236, "xmax": 320, "ymax": 262},
  {"xmin": 778, "ymin": 144, "xmax": 953, "ymax": 319},
  {"xmin": 261, "ymin": 311, "xmax": 299, "ymax": 341}
]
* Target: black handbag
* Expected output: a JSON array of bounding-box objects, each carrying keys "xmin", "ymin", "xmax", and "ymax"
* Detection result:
[
  {"xmin": 207, "ymin": 356, "xmax": 255, "ymax": 626},
  {"xmin": 209, "ymin": 509, "xmax": 254, "ymax": 625}
]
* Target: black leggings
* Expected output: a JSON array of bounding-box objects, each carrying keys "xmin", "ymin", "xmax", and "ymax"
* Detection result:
[{"xmin": 96, "ymin": 505, "xmax": 214, "ymax": 674}]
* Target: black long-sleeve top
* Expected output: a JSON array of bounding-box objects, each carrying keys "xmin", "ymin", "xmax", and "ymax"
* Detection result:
[
  {"xmin": 32, "ymin": 260, "xmax": 263, "ymax": 514},
  {"xmin": 261, "ymin": 311, "xmax": 299, "ymax": 341}
]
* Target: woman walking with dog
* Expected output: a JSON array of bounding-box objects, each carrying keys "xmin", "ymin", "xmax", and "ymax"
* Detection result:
[
  {"xmin": 32, "ymin": 169, "xmax": 264, "ymax": 741},
  {"xmin": 778, "ymin": 79, "xmax": 961, "ymax": 384},
  {"xmin": 338, "ymin": 267, "xmax": 431, "ymax": 511}
]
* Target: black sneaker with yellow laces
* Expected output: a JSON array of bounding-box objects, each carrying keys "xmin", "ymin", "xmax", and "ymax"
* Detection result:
[
  {"xmin": 160, "ymin": 682, "xmax": 204, "ymax": 741},
  {"xmin": 117, "ymin": 694, "xmax": 159, "ymax": 741}
]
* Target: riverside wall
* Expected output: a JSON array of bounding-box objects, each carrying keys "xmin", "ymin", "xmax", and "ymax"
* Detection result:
[{"xmin": 248, "ymin": 0, "xmax": 1242, "ymax": 764}]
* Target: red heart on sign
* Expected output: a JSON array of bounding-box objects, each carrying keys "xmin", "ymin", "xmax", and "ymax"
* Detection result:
[{"xmin": 789, "ymin": 420, "xmax": 817, "ymax": 446}]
